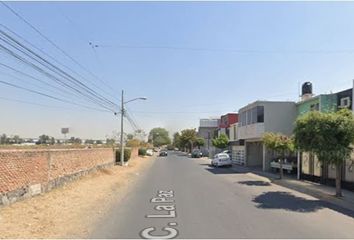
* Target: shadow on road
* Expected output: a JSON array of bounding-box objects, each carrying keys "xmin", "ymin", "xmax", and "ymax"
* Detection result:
[
  {"xmin": 238, "ymin": 180, "xmax": 271, "ymax": 186},
  {"xmin": 206, "ymin": 167, "xmax": 237, "ymax": 175},
  {"xmin": 253, "ymin": 191, "xmax": 354, "ymax": 218}
]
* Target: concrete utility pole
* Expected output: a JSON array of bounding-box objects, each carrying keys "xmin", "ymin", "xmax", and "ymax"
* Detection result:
[
  {"xmin": 119, "ymin": 90, "xmax": 147, "ymax": 166},
  {"xmin": 120, "ymin": 90, "xmax": 125, "ymax": 166}
]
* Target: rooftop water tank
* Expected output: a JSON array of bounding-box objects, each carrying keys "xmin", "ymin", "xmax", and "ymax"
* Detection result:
[{"xmin": 302, "ymin": 82, "xmax": 312, "ymax": 95}]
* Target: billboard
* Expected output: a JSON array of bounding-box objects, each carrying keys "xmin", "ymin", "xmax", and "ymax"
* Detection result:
[{"xmin": 61, "ymin": 128, "xmax": 69, "ymax": 134}]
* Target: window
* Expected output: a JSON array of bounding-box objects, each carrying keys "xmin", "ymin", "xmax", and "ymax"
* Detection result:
[
  {"xmin": 257, "ymin": 106, "xmax": 264, "ymax": 123},
  {"xmin": 246, "ymin": 109, "xmax": 251, "ymax": 125},
  {"xmin": 340, "ymin": 97, "xmax": 350, "ymax": 108},
  {"xmin": 310, "ymin": 103, "xmax": 319, "ymax": 111},
  {"xmin": 239, "ymin": 111, "xmax": 246, "ymax": 126},
  {"xmin": 251, "ymin": 107, "xmax": 257, "ymax": 124}
]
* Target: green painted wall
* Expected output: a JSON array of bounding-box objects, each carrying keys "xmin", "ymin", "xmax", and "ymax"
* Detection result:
[
  {"xmin": 319, "ymin": 94, "xmax": 337, "ymax": 113},
  {"xmin": 296, "ymin": 94, "xmax": 337, "ymax": 117},
  {"xmin": 297, "ymin": 97, "xmax": 320, "ymax": 116}
]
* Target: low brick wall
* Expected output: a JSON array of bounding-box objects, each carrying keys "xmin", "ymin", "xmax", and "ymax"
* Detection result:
[{"xmin": 0, "ymin": 148, "xmax": 115, "ymax": 205}]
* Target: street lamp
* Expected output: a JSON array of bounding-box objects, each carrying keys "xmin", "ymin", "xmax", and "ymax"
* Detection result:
[{"xmin": 119, "ymin": 90, "xmax": 147, "ymax": 166}]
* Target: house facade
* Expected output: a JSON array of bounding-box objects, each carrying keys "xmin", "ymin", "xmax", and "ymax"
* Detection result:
[
  {"xmin": 237, "ymin": 101, "xmax": 297, "ymax": 171},
  {"xmin": 217, "ymin": 113, "xmax": 238, "ymax": 139},
  {"xmin": 198, "ymin": 118, "xmax": 219, "ymax": 156},
  {"xmin": 298, "ymin": 88, "xmax": 354, "ymax": 190}
]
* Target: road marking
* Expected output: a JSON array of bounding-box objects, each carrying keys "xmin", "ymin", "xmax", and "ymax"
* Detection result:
[{"xmin": 140, "ymin": 190, "xmax": 179, "ymax": 239}]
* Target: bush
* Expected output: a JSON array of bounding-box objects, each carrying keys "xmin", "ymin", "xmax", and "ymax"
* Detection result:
[
  {"xmin": 138, "ymin": 148, "xmax": 147, "ymax": 156},
  {"xmin": 115, "ymin": 148, "xmax": 132, "ymax": 163}
]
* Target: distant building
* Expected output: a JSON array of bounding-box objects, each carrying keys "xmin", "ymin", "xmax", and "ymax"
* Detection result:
[
  {"xmin": 198, "ymin": 118, "xmax": 219, "ymax": 156},
  {"xmin": 218, "ymin": 113, "xmax": 238, "ymax": 139}
]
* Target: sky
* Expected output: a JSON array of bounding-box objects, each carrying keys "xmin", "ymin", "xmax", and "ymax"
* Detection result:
[{"xmin": 1, "ymin": 1, "xmax": 354, "ymax": 139}]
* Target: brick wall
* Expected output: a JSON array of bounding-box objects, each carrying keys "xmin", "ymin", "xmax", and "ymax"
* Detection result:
[
  {"xmin": 0, "ymin": 148, "xmax": 115, "ymax": 205},
  {"xmin": 130, "ymin": 147, "xmax": 139, "ymax": 159}
]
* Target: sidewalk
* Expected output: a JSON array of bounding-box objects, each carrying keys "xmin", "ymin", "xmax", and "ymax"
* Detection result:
[{"xmin": 230, "ymin": 164, "xmax": 354, "ymax": 214}]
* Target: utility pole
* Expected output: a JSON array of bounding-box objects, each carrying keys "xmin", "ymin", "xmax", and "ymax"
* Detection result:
[
  {"xmin": 118, "ymin": 90, "xmax": 147, "ymax": 167},
  {"xmin": 120, "ymin": 90, "xmax": 125, "ymax": 166}
]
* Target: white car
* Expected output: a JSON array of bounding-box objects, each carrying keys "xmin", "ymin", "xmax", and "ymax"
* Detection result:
[
  {"xmin": 211, "ymin": 153, "xmax": 232, "ymax": 167},
  {"xmin": 146, "ymin": 149, "xmax": 153, "ymax": 156}
]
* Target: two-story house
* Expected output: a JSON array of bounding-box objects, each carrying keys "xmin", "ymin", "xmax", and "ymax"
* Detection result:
[{"xmin": 237, "ymin": 101, "xmax": 297, "ymax": 171}]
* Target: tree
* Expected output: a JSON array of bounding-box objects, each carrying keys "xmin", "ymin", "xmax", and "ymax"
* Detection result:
[
  {"xmin": 126, "ymin": 139, "xmax": 141, "ymax": 147},
  {"xmin": 68, "ymin": 137, "xmax": 82, "ymax": 144},
  {"xmin": 106, "ymin": 138, "xmax": 116, "ymax": 145},
  {"xmin": 172, "ymin": 132, "xmax": 181, "ymax": 148},
  {"xmin": 12, "ymin": 135, "xmax": 23, "ymax": 144},
  {"xmin": 179, "ymin": 128, "xmax": 198, "ymax": 152},
  {"xmin": 294, "ymin": 109, "xmax": 354, "ymax": 197},
  {"xmin": 127, "ymin": 134, "xmax": 134, "ymax": 140},
  {"xmin": 148, "ymin": 128, "xmax": 171, "ymax": 147},
  {"xmin": 212, "ymin": 133, "xmax": 229, "ymax": 150},
  {"xmin": 195, "ymin": 137, "xmax": 205, "ymax": 148},
  {"xmin": 37, "ymin": 134, "xmax": 51, "ymax": 145},
  {"xmin": 0, "ymin": 134, "xmax": 7, "ymax": 144},
  {"xmin": 95, "ymin": 140, "xmax": 103, "ymax": 144},
  {"xmin": 49, "ymin": 137, "xmax": 55, "ymax": 145},
  {"xmin": 85, "ymin": 139, "xmax": 95, "ymax": 144},
  {"xmin": 262, "ymin": 132, "xmax": 294, "ymax": 179}
]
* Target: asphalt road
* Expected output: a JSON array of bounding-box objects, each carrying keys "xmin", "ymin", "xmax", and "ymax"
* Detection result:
[{"xmin": 91, "ymin": 151, "xmax": 354, "ymax": 239}]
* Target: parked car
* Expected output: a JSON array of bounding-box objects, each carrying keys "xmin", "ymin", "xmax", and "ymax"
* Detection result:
[
  {"xmin": 159, "ymin": 150, "xmax": 168, "ymax": 156},
  {"xmin": 222, "ymin": 150, "xmax": 232, "ymax": 158},
  {"xmin": 191, "ymin": 149, "xmax": 203, "ymax": 158},
  {"xmin": 211, "ymin": 153, "xmax": 232, "ymax": 167},
  {"xmin": 146, "ymin": 149, "xmax": 153, "ymax": 156}
]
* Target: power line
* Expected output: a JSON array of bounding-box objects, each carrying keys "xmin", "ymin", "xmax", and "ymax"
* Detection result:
[
  {"xmin": 0, "ymin": 23, "xmax": 119, "ymax": 102},
  {"xmin": 0, "ymin": 33, "xmax": 118, "ymax": 112},
  {"xmin": 0, "ymin": 42, "xmax": 116, "ymax": 112},
  {"xmin": 1, "ymin": 2, "xmax": 118, "ymax": 96},
  {"xmin": 0, "ymin": 79, "xmax": 111, "ymax": 112},
  {"xmin": 97, "ymin": 44, "xmax": 354, "ymax": 55},
  {"xmin": 0, "ymin": 96, "xmax": 110, "ymax": 112},
  {"xmin": 0, "ymin": 62, "xmax": 89, "ymax": 103},
  {"xmin": 0, "ymin": 30, "xmax": 118, "ymax": 108}
]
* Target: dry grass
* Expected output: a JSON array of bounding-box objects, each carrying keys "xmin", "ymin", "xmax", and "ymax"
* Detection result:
[{"xmin": 0, "ymin": 156, "xmax": 155, "ymax": 238}]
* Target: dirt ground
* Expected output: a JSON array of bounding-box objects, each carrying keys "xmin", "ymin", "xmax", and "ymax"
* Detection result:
[{"xmin": 0, "ymin": 155, "xmax": 155, "ymax": 238}]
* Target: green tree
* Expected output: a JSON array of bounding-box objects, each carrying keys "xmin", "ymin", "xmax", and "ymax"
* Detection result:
[
  {"xmin": 126, "ymin": 138, "xmax": 141, "ymax": 147},
  {"xmin": 148, "ymin": 128, "xmax": 171, "ymax": 147},
  {"xmin": 195, "ymin": 137, "xmax": 205, "ymax": 148},
  {"xmin": 172, "ymin": 132, "xmax": 181, "ymax": 148},
  {"xmin": 127, "ymin": 134, "xmax": 134, "ymax": 140},
  {"xmin": 262, "ymin": 132, "xmax": 294, "ymax": 179},
  {"xmin": 37, "ymin": 134, "xmax": 50, "ymax": 144},
  {"xmin": 12, "ymin": 135, "xmax": 23, "ymax": 144},
  {"xmin": 0, "ymin": 134, "xmax": 7, "ymax": 144},
  {"xmin": 106, "ymin": 138, "xmax": 116, "ymax": 145},
  {"xmin": 294, "ymin": 109, "xmax": 354, "ymax": 197},
  {"xmin": 68, "ymin": 137, "xmax": 82, "ymax": 144},
  {"xmin": 85, "ymin": 139, "xmax": 95, "ymax": 144},
  {"xmin": 179, "ymin": 129, "xmax": 198, "ymax": 152},
  {"xmin": 212, "ymin": 133, "xmax": 229, "ymax": 150},
  {"xmin": 49, "ymin": 137, "xmax": 56, "ymax": 145}
]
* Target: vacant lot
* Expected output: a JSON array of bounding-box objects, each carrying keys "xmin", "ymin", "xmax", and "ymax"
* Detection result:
[{"xmin": 0, "ymin": 155, "xmax": 155, "ymax": 238}]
